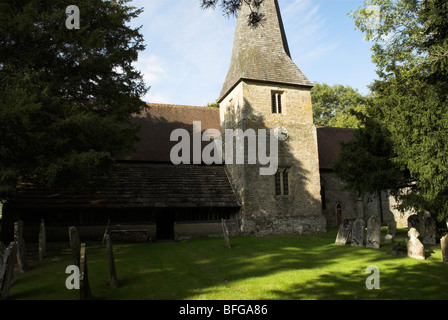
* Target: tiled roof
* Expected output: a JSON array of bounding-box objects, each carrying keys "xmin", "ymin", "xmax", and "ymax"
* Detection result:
[
  {"xmin": 120, "ymin": 103, "xmax": 220, "ymax": 162},
  {"xmin": 316, "ymin": 126, "xmax": 355, "ymax": 170},
  {"xmin": 7, "ymin": 163, "xmax": 240, "ymax": 209}
]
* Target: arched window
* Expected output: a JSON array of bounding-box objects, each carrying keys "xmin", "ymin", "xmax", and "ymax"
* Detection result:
[{"xmin": 275, "ymin": 169, "xmax": 290, "ymax": 196}]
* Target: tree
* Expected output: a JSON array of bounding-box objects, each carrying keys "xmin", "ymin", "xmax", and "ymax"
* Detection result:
[
  {"xmin": 205, "ymin": 101, "xmax": 220, "ymax": 108},
  {"xmin": 338, "ymin": 0, "xmax": 448, "ymax": 223},
  {"xmin": 311, "ymin": 83, "xmax": 368, "ymax": 128},
  {"xmin": 0, "ymin": 0, "xmax": 148, "ymax": 200},
  {"xmin": 200, "ymin": 0, "xmax": 265, "ymax": 26}
]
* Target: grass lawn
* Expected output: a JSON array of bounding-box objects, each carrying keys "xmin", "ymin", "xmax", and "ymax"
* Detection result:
[{"xmin": 8, "ymin": 227, "xmax": 448, "ymax": 300}]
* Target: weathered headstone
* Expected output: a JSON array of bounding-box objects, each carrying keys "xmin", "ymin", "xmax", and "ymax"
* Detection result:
[
  {"xmin": 407, "ymin": 228, "xmax": 425, "ymax": 260},
  {"xmin": 441, "ymin": 234, "xmax": 448, "ymax": 265},
  {"xmin": 0, "ymin": 242, "xmax": 6, "ymax": 266},
  {"xmin": 222, "ymin": 219, "xmax": 231, "ymax": 249},
  {"xmin": 80, "ymin": 243, "xmax": 92, "ymax": 300},
  {"xmin": 408, "ymin": 212, "xmax": 437, "ymax": 245},
  {"xmin": 366, "ymin": 215, "xmax": 381, "ymax": 249},
  {"xmin": 69, "ymin": 226, "xmax": 81, "ymax": 267},
  {"xmin": 39, "ymin": 218, "xmax": 46, "ymax": 261},
  {"xmin": 385, "ymin": 219, "xmax": 397, "ymax": 243},
  {"xmin": 335, "ymin": 219, "xmax": 352, "ymax": 246},
  {"xmin": 422, "ymin": 215, "xmax": 437, "ymax": 245},
  {"xmin": 105, "ymin": 234, "xmax": 118, "ymax": 288},
  {"xmin": 351, "ymin": 218, "xmax": 365, "ymax": 247},
  {"xmin": 0, "ymin": 242, "xmax": 17, "ymax": 300},
  {"xmin": 14, "ymin": 221, "xmax": 28, "ymax": 273}
]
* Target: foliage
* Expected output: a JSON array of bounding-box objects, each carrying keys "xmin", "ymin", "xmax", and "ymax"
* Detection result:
[
  {"xmin": 311, "ymin": 83, "xmax": 369, "ymax": 128},
  {"xmin": 200, "ymin": 0, "xmax": 265, "ymax": 26},
  {"xmin": 205, "ymin": 101, "xmax": 220, "ymax": 108},
  {"xmin": 337, "ymin": 0, "xmax": 448, "ymax": 222},
  {"xmin": 0, "ymin": 0, "xmax": 148, "ymax": 200}
]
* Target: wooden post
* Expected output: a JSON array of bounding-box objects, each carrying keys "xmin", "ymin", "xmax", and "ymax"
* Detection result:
[
  {"xmin": 14, "ymin": 221, "xmax": 28, "ymax": 273},
  {"xmin": 79, "ymin": 243, "xmax": 92, "ymax": 300},
  {"xmin": 222, "ymin": 219, "xmax": 231, "ymax": 249},
  {"xmin": 0, "ymin": 242, "xmax": 17, "ymax": 300},
  {"xmin": 69, "ymin": 226, "xmax": 81, "ymax": 267},
  {"xmin": 39, "ymin": 219, "xmax": 46, "ymax": 261},
  {"xmin": 106, "ymin": 234, "xmax": 118, "ymax": 288},
  {"xmin": 102, "ymin": 219, "xmax": 111, "ymax": 245}
]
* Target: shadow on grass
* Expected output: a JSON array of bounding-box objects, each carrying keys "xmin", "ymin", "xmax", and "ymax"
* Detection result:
[{"xmin": 9, "ymin": 228, "xmax": 448, "ymax": 300}]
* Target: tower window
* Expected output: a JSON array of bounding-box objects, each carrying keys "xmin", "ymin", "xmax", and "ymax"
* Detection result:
[
  {"xmin": 275, "ymin": 169, "xmax": 290, "ymax": 196},
  {"xmin": 283, "ymin": 170, "xmax": 289, "ymax": 195},
  {"xmin": 275, "ymin": 172, "xmax": 282, "ymax": 196},
  {"xmin": 271, "ymin": 92, "xmax": 283, "ymax": 114}
]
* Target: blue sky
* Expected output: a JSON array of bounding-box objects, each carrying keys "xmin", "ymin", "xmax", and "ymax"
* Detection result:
[{"xmin": 129, "ymin": 0, "xmax": 377, "ymax": 106}]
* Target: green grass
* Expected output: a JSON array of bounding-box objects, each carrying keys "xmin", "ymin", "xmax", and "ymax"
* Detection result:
[{"xmin": 9, "ymin": 227, "xmax": 448, "ymax": 300}]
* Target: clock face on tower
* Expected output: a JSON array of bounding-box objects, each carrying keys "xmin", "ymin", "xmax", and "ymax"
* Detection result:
[{"xmin": 274, "ymin": 125, "xmax": 289, "ymax": 141}]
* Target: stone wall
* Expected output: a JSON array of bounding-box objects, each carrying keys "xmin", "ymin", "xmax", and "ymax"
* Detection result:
[
  {"xmin": 220, "ymin": 80, "xmax": 326, "ymax": 236},
  {"xmin": 321, "ymin": 171, "xmax": 414, "ymax": 228}
]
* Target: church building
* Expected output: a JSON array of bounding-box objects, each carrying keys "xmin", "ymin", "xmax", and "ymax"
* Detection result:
[{"xmin": 1, "ymin": 0, "xmax": 410, "ymax": 242}]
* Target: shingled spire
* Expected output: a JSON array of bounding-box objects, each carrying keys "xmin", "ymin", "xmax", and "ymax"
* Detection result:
[{"xmin": 218, "ymin": 0, "xmax": 312, "ymax": 102}]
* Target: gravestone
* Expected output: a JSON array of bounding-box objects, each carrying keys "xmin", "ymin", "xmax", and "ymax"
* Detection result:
[
  {"xmin": 222, "ymin": 219, "xmax": 231, "ymax": 249},
  {"xmin": 441, "ymin": 235, "xmax": 448, "ymax": 265},
  {"xmin": 69, "ymin": 226, "xmax": 81, "ymax": 267},
  {"xmin": 408, "ymin": 212, "xmax": 437, "ymax": 245},
  {"xmin": 80, "ymin": 243, "xmax": 92, "ymax": 300},
  {"xmin": 366, "ymin": 215, "xmax": 381, "ymax": 249},
  {"xmin": 351, "ymin": 219, "xmax": 365, "ymax": 247},
  {"xmin": 407, "ymin": 228, "xmax": 425, "ymax": 260},
  {"xmin": 335, "ymin": 219, "xmax": 352, "ymax": 246},
  {"xmin": 39, "ymin": 219, "xmax": 46, "ymax": 261},
  {"xmin": 105, "ymin": 234, "xmax": 118, "ymax": 288},
  {"xmin": 385, "ymin": 219, "xmax": 397, "ymax": 243},
  {"xmin": 14, "ymin": 221, "xmax": 29, "ymax": 273},
  {"xmin": 422, "ymin": 215, "xmax": 437, "ymax": 245},
  {"xmin": 0, "ymin": 242, "xmax": 17, "ymax": 300},
  {"xmin": 0, "ymin": 242, "xmax": 5, "ymax": 266}
]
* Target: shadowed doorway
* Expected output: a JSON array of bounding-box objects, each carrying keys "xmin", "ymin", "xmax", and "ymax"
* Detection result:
[{"xmin": 156, "ymin": 212, "xmax": 175, "ymax": 240}]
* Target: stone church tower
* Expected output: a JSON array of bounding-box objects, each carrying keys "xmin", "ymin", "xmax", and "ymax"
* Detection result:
[{"xmin": 218, "ymin": 0, "xmax": 327, "ymax": 236}]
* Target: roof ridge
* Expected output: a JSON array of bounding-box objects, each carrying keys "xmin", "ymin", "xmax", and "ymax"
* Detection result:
[{"xmin": 146, "ymin": 102, "xmax": 210, "ymax": 109}]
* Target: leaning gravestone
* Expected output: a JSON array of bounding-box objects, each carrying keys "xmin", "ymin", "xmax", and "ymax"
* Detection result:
[
  {"xmin": 14, "ymin": 221, "xmax": 29, "ymax": 273},
  {"xmin": 351, "ymin": 219, "xmax": 365, "ymax": 247},
  {"xmin": 385, "ymin": 219, "xmax": 397, "ymax": 243},
  {"xmin": 441, "ymin": 234, "xmax": 448, "ymax": 265},
  {"xmin": 105, "ymin": 234, "xmax": 118, "ymax": 288},
  {"xmin": 39, "ymin": 219, "xmax": 46, "ymax": 261},
  {"xmin": 222, "ymin": 219, "xmax": 231, "ymax": 249},
  {"xmin": 407, "ymin": 228, "xmax": 425, "ymax": 260},
  {"xmin": 366, "ymin": 215, "xmax": 381, "ymax": 249},
  {"xmin": 80, "ymin": 243, "xmax": 92, "ymax": 300},
  {"xmin": 69, "ymin": 226, "xmax": 81, "ymax": 267},
  {"xmin": 0, "ymin": 242, "xmax": 18, "ymax": 300},
  {"xmin": 335, "ymin": 219, "xmax": 352, "ymax": 246}
]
